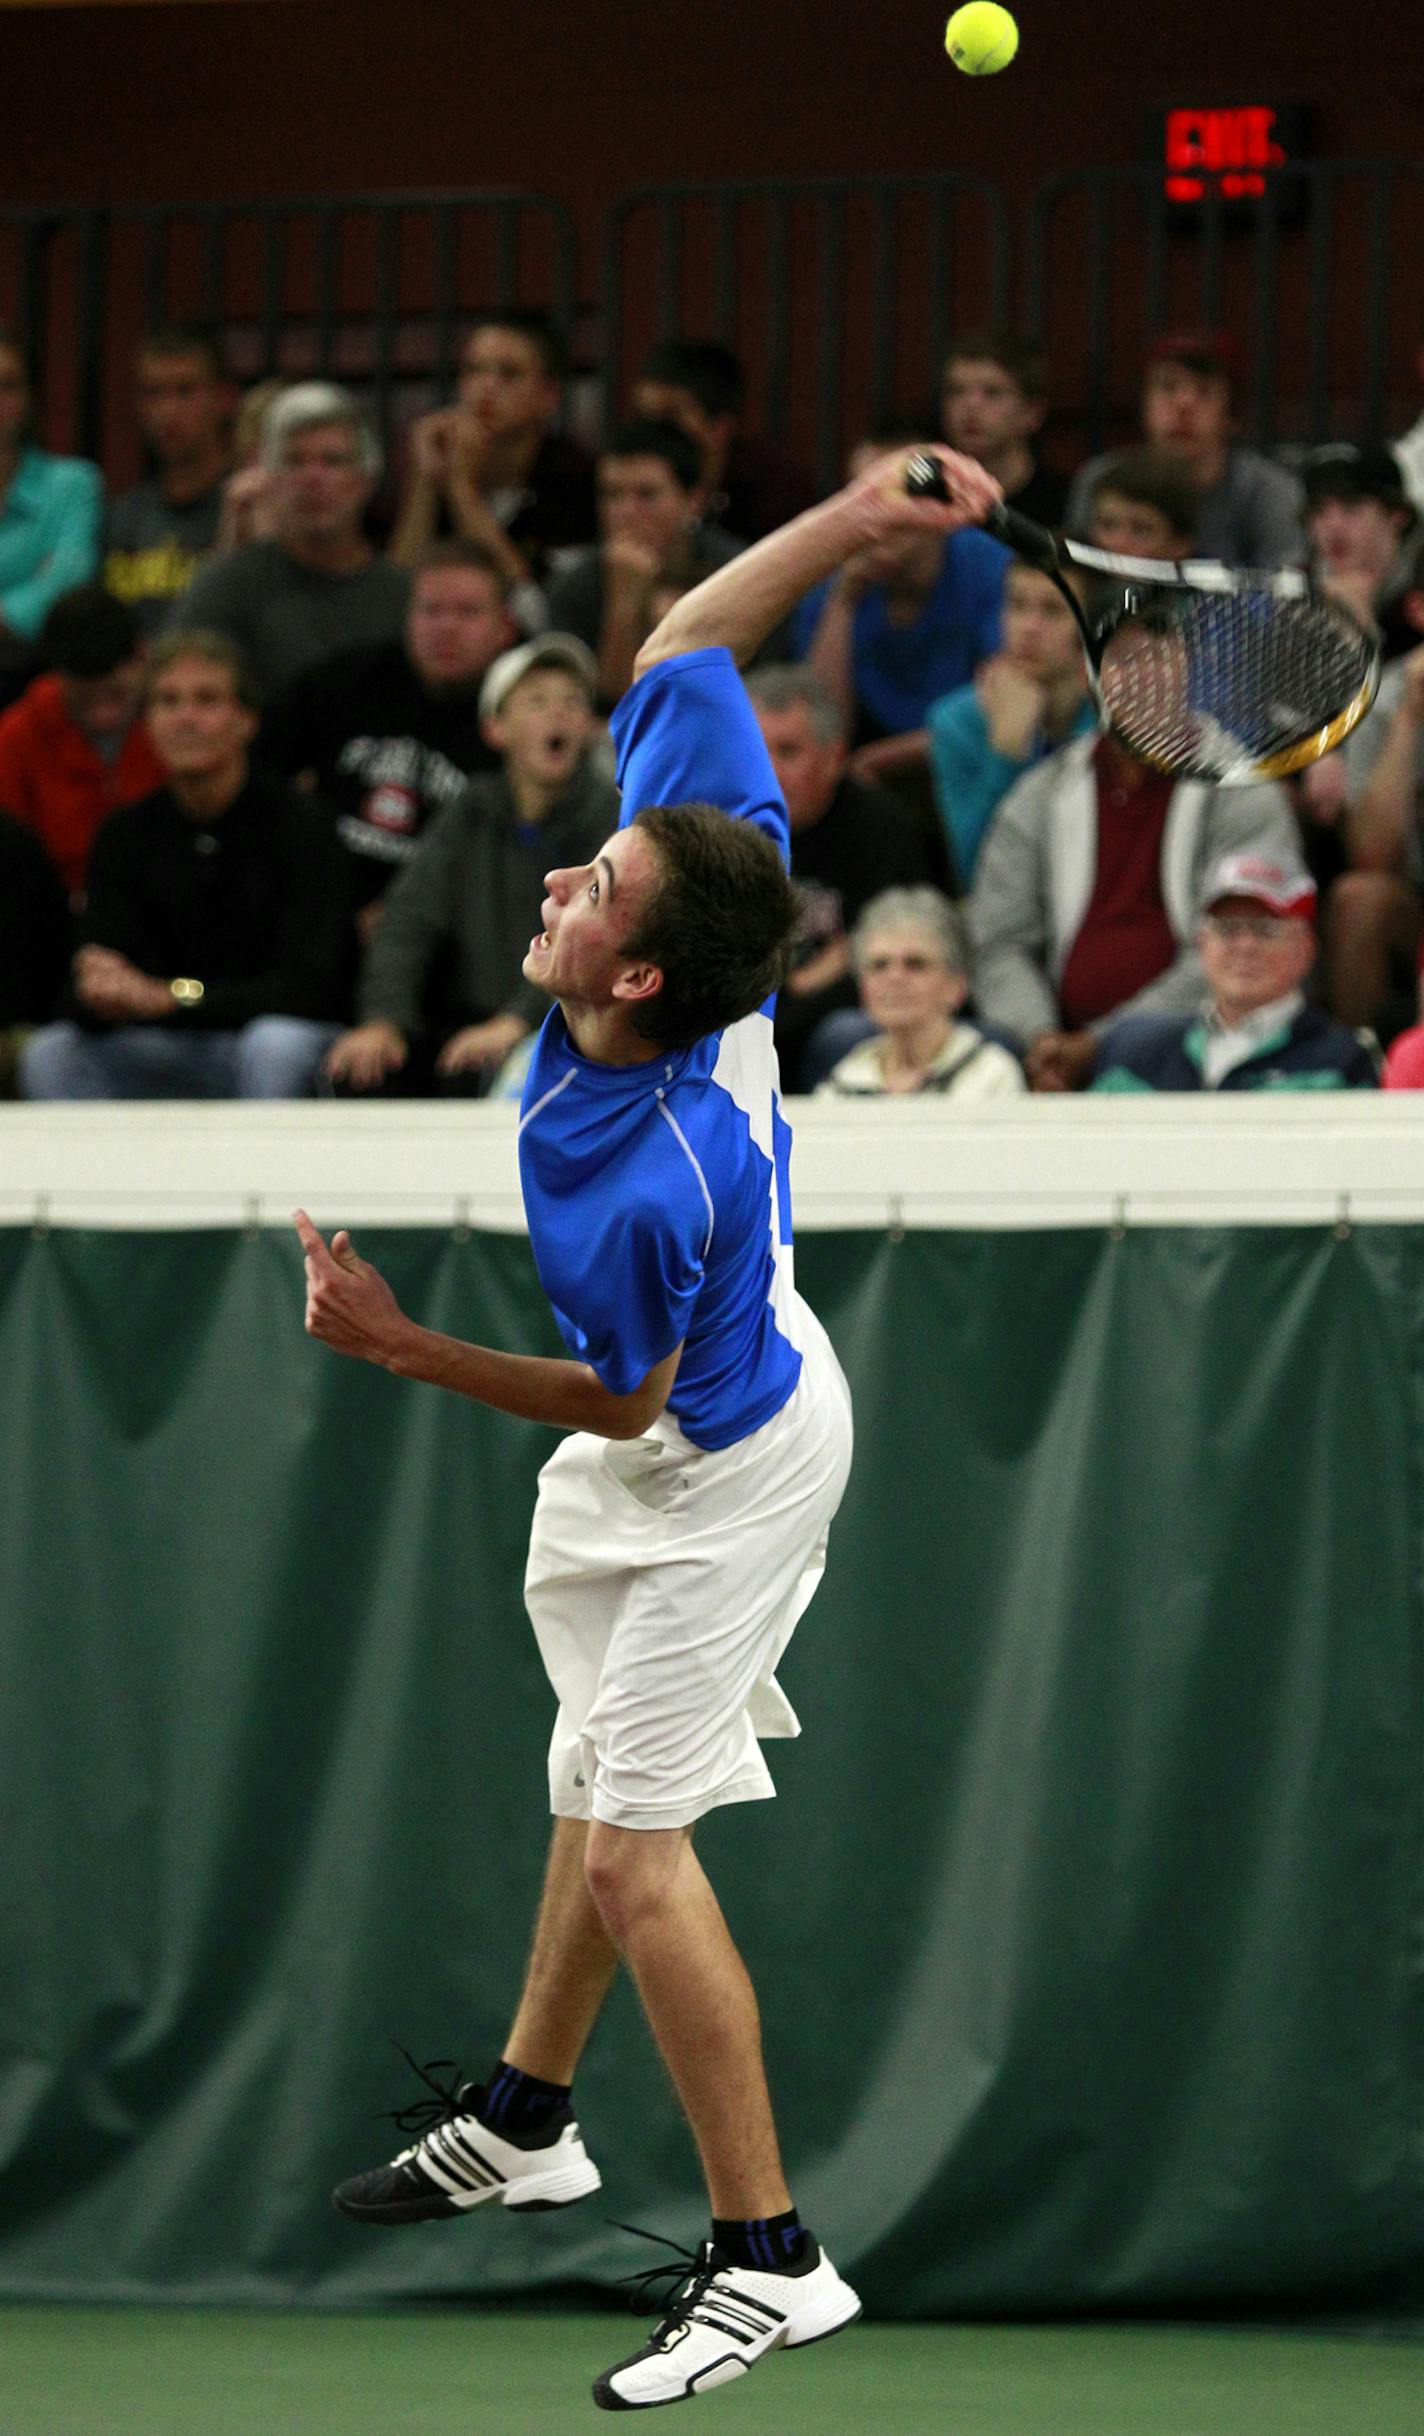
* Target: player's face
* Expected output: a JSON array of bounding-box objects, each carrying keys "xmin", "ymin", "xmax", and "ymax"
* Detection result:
[
  {"xmin": 598, "ymin": 455, "xmax": 697, "ymax": 564},
  {"xmin": 1197, "ymin": 896, "xmax": 1314, "ymax": 1016},
  {"xmin": 273, "ymin": 424, "xmax": 372, "ymax": 544},
  {"xmin": 486, "ymin": 669, "xmax": 593, "ymax": 793},
  {"xmin": 0, "ymin": 342, "xmax": 30, "ymax": 451},
  {"xmin": 524, "ymin": 823, "xmax": 662, "ymax": 1012},
  {"xmin": 940, "ymin": 358, "xmax": 1038, "ymax": 458},
  {"xmin": 1307, "ymin": 495, "xmax": 1405, "ymax": 584},
  {"xmin": 457, "ymin": 328, "xmax": 557, "ymax": 440},
  {"xmin": 857, "ymin": 930, "xmax": 965, "ymax": 1034},
  {"xmin": 146, "ymin": 654, "xmax": 257, "ymax": 780},
  {"xmin": 406, "ymin": 565, "xmax": 513, "ymax": 689},
  {"xmin": 1001, "ymin": 569, "xmax": 1083, "ymax": 682},
  {"xmin": 1090, "ymin": 492, "xmax": 1191, "ymax": 560},
  {"xmin": 1142, "ymin": 364, "xmax": 1233, "ymax": 464},
  {"xmin": 135, "ymin": 352, "xmax": 231, "ymax": 464},
  {"xmin": 755, "ymin": 701, "xmax": 846, "ymax": 830}
]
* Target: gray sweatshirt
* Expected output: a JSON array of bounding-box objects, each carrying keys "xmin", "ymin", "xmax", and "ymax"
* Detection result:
[
  {"xmin": 967, "ymin": 734, "xmax": 1297, "ymax": 1043},
  {"xmin": 1066, "ymin": 445, "xmax": 1304, "ymax": 569},
  {"xmin": 358, "ymin": 756, "xmax": 620, "ymax": 1037}
]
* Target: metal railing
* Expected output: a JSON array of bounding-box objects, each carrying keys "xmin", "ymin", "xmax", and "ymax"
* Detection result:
[
  {"xmin": 0, "ymin": 165, "xmax": 1418, "ymax": 480},
  {"xmin": 0, "ymin": 189, "xmax": 579, "ymax": 469},
  {"xmin": 602, "ymin": 175, "xmax": 1012, "ymax": 488},
  {"xmin": 1025, "ymin": 157, "xmax": 1424, "ymax": 457}
]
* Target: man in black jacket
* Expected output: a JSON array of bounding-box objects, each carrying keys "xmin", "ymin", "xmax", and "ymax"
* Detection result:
[
  {"xmin": 0, "ymin": 809, "xmax": 68, "ymax": 1093},
  {"xmin": 20, "ymin": 632, "xmax": 350, "ymax": 1099},
  {"xmin": 747, "ymin": 665, "xmax": 948, "ymax": 1089},
  {"xmin": 263, "ymin": 539, "xmax": 517, "ymax": 932},
  {"xmin": 324, "ymin": 635, "xmax": 618, "ymax": 1096}
]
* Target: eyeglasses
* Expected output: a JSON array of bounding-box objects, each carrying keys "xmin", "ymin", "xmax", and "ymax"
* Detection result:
[
  {"xmin": 1201, "ymin": 912, "xmax": 1302, "ymax": 943},
  {"xmin": 861, "ymin": 951, "xmax": 941, "ymax": 975}
]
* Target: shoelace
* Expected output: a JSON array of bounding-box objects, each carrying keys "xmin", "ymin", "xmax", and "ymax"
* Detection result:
[
  {"xmin": 380, "ymin": 2044, "xmax": 475, "ymax": 2140},
  {"xmin": 609, "ymin": 2221, "xmax": 726, "ymax": 2328}
]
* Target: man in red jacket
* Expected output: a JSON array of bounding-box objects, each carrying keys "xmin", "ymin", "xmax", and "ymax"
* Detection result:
[{"xmin": 0, "ymin": 585, "xmax": 163, "ymax": 897}]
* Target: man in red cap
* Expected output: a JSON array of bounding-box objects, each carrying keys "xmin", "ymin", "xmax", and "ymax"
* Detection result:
[
  {"xmin": 1092, "ymin": 851, "xmax": 1378, "ymax": 1089},
  {"xmin": 1066, "ymin": 332, "xmax": 1304, "ymax": 568}
]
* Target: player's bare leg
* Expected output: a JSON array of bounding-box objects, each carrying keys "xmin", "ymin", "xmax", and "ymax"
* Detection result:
[
  {"xmin": 503, "ymin": 1816, "xmax": 620, "ymax": 2083},
  {"xmin": 583, "ymin": 1821, "xmax": 789, "ymax": 2218},
  {"xmin": 585, "ymin": 1820, "xmax": 859, "ymax": 2409},
  {"xmin": 330, "ymin": 1814, "xmax": 609, "ymax": 2224}
]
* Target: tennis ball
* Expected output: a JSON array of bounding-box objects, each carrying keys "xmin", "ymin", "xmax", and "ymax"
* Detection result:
[{"xmin": 945, "ymin": 3, "xmax": 1019, "ymax": 74}]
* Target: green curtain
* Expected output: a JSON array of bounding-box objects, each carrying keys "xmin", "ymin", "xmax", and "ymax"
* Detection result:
[{"xmin": 0, "ymin": 1225, "xmax": 1420, "ymax": 2312}]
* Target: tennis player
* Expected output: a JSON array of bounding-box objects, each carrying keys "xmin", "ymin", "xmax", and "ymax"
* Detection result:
[{"xmin": 296, "ymin": 439, "xmax": 999, "ymax": 2410}]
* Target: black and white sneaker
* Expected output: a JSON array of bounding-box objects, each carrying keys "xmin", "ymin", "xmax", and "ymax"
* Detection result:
[
  {"xmin": 593, "ymin": 2230, "xmax": 861, "ymax": 2410},
  {"xmin": 332, "ymin": 2052, "xmax": 601, "ymax": 2224}
]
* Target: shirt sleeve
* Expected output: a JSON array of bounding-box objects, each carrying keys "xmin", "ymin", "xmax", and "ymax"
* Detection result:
[
  {"xmin": 927, "ymin": 685, "xmax": 1032, "ymax": 890},
  {"xmin": 0, "ymin": 459, "xmax": 102, "ymax": 639},
  {"xmin": 610, "ymin": 646, "xmax": 789, "ymax": 861},
  {"xmin": 561, "ymin": 1192, "xmax": 704, "ymax": 1394}
]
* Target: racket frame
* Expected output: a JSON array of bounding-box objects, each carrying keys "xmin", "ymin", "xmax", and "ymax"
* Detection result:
[{"xmin": 903, "ymin": 454, "xmax": 1380, "ymax": 783}]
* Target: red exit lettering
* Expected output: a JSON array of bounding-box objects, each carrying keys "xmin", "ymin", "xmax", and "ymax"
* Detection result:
[{"xmin": 1164, "ymin": 106, "xmax": 1287, "ymax": 198}]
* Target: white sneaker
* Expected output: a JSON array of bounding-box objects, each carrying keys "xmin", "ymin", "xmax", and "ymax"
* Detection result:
[
  {"xmin": 593, "ymin": 2238, "xmax": 861, "ymax": 2410},
  {"xmin": 333, "ymin": 2068, "xmax": 601, "ymax": 2223}
]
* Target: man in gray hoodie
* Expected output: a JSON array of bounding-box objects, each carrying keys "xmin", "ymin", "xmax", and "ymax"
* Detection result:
[
  {"xmin": 968, "ymin": 727, "xmax": 1297, "ymax": 1089},
  {"xmin": 325, "ymin": 635, "xmax": 618, "ymax": 1094}
]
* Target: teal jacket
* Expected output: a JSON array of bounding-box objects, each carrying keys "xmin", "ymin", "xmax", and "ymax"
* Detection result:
[
  {"xmin": 0, "ymin": 446, "xmax": 103, "ymax": 639},
  {"xmin": 1093, "ymin": 1005, "xmax": 1379, "ymax": 1092}
]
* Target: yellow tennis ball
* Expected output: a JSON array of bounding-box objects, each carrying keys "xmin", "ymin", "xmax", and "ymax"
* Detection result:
[{"xmin": 945, "ymin": 3, "xmax": 1019, "ymax": 73}]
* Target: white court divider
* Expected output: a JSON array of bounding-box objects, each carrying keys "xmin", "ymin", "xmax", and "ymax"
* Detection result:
[{"xmin": 1, "ymin": 1096, "xmax": 1423, "ymax": 1231}]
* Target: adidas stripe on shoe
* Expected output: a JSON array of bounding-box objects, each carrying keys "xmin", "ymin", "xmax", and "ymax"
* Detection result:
[
  {"xmin": 332, "ymin": 2061, "xmax": 601, "ymax": 2225},
  {"xmin": 593, "ymin": 2237, "xmax": 861, "ymax": 2410}
]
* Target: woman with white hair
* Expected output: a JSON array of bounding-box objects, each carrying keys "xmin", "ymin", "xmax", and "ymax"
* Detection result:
[{"xmin": 817, "ymin": 885, "xmax": 1025, "ymax": 1097}]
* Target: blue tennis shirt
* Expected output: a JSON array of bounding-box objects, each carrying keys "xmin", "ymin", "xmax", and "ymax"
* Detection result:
[{"xmin": 517, "ymin": 647, "xmax": 804, "ymax": 1452}]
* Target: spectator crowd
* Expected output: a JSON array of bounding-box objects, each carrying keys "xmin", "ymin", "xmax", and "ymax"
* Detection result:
[{"xmin": 4, "ymin": 309, "xmax": 1423, "ymax": 1103}]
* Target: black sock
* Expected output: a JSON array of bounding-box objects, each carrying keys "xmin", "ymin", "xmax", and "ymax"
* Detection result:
[
  {"xmin": 712, "ymin": 2207, "xmax": 810, "ymax": 2271},
  {"xmin": 476, "ymin": 2059, "xmax": 571, "ymax": 2138}
]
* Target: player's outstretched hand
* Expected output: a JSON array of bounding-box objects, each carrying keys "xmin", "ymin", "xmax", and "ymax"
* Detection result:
[
  {"xmin": 293, "ymin": 1208, "xmax": 411, "ymax": 1368},
  {"xmin": 857, "ymin": 441, "xmax": 1002, "ymax": 538}
]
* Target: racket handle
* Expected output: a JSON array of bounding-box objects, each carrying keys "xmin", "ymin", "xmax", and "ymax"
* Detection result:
[{"xmin": 903, "ymin": 454, "xmax": 1059, "ymax": 572}]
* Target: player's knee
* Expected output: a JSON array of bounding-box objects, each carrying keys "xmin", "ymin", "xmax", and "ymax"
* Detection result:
[{"xmin": 583, "ymin": 1825, "xmax": 675, "ymax": 1941}]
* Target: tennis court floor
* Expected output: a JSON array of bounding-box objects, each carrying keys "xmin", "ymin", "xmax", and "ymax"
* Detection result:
[{"xmin": 6, "ymin": 2306, "xmax": 1421, "ymax": 2436}]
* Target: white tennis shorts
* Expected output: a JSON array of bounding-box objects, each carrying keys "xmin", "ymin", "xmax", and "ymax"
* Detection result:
[{"xmin": 523, "ymin": 1298, "xmax": 853, "ymax": 1832}]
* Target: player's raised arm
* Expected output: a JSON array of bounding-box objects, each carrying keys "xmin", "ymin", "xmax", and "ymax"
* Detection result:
[{"xmin": 634, "ymin": 444, "xmax": 1002, "ymax": 678}]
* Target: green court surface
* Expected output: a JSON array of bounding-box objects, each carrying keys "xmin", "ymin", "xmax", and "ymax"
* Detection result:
[{"xmin": 5, "ymin": 2308, "xmax": 1421, "ymax": 2436}]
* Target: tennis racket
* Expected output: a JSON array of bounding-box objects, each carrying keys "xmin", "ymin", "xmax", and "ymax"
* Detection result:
[{"xmin": 903, "ymin": 452, "xmax": 1380, "ymax": 786}]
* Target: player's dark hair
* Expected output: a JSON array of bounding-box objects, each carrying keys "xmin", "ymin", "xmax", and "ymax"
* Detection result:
[
  {"xmin": 465, "ymin": 309, "xmax": 568, "ymax": 383},
  {"xmin": 603, "ymin": 417, "xmax": 704, "ymax": 495},
  {"xmin": 40, "ymin": 585, "xmax": 142, "ymax": 680},
  {"xmin": 137, "ymin": 322, "xmax": 231, "ymax": 381},
  {"xmin": 410, "ymin": 536, "xmax": 513, "ymax": 598},
  {"xmin": 146, "ymin": 627, "xmax": 262, "ymax": 713},
  {"xmin": 623, "ymin": 803, "xmax": 798, "ymax": 1052},
  {"xmin": 1090, "ymin": 445, "xmax": 1200, "ymax": 546},
  {"xmin": 639, "ymin": 339, "xmax": 746, "ymax": 423},
  {"xmin": 943, "ymin": 327, "xmax": 1048, "ymax": 403}
]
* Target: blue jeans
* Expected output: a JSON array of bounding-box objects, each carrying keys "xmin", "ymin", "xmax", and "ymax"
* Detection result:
[{"xmin": 20, "ymin": 1017, "xmax": 342, "ymax": 1101}]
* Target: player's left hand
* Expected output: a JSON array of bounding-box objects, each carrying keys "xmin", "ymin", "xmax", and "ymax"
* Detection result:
[{"xmin": 293, "ymin": 1209, "xmax": 411, "ymax": 1367}]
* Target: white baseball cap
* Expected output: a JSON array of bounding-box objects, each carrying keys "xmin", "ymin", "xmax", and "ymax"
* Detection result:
[{"xmin": 479, "ymin": 634, "xmax": 598, "ymax": 722}]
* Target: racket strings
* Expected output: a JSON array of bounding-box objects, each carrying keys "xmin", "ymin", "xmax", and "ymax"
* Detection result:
[{"xmin": 1097, "ymin": 589, "xmax": 1376, "ymax": 782}]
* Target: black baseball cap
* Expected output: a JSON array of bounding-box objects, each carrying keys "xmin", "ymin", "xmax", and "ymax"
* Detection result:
[{"xmin": 1302, "ymin": 442, "xmax": 1414, "ymax": 522}]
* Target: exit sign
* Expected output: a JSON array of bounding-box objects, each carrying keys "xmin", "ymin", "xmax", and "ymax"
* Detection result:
[{"xmin": 1159, "ymin": 104, "xmax": 1315, "ymax": 222}]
